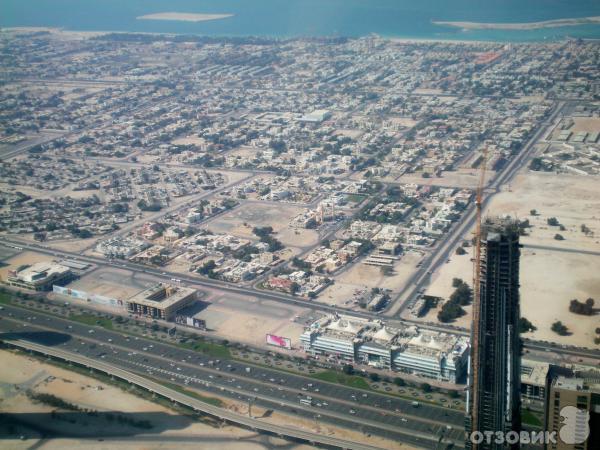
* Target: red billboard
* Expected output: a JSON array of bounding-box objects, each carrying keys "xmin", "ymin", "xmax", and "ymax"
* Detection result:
[{"xmin": 266, "ymin": 333, "xmax": 292, "ymax": 350}]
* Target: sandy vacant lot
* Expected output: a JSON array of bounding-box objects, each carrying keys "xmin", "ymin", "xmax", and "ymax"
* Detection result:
[
  {"xmin": 416, "ymin": 247, "xmax": 474, "ymax": 329},
  {"xmin": 415, "ymin": 171, "xmax": 600, "ymax": 348},
  {"xmin": 171, "ymin": 136, "xmax": 206, "ymax": 146},
  {"xmin": 198, "ymin": 292, "xmax": 306, "ymax": 348},
  {"xmin": 225, "ymin": 146, "xmax": 263, "ymax": 159},
  {"xmin": 317, "ymin": 281, "xmax": 364, "ymax": 308},
  {"xmin": 335, "ymin": 251, "xmax": 423, "ymax": 291},
  {"xmin": 394, "ymin": 168, "xmax": 495, "ymax": 189},
  {"xmin": 425, "ymin": 248, "xmax": 474, "ymax": 301},
  {"xmin": 0, "ymin": 349, "xmax": 264, "ymax": 450},
  {"xmin": 388, "ymin": 117, "xmax": 419, "ymax": 128},
  {"xmin": 566, "ymin": 116, "xmax": 600, "ymax": 134},
  {"xmin": 550, "ymin": 116, "xmax": 600, "ymax": 140},
  {"xmin": 206, "ymin": 202, "xmax": 319, "ymax": 248},
  {"xmin": 0, "ymin": 349, "xmax": 407, "ymax": 450},
  {"xmin": 335, "ymin": 128, "xmax": 364, "ymax": 139},
  {"xmin": 519, "ymin": 248, "xmax": 600, "ymax": 347},
  {"xmin": 486, "ymin": 171, "xmax": 600, "ymax": 253},
  {"xmin": 419, "ymin": 247, "xmax": 600, "ymax": 347}
]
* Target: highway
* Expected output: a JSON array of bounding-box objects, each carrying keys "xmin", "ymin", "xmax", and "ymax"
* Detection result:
[
  {"xmin": 2, "ymin": 237, "xmax": 599, "ymax": 362},
  {"xmin": 0, "ymin": 131, "xmax": 65, "ymax": 160},
  {"xmin": 4, "ymin": 339, "xmax": 386, "ymax": 450},
  {"xmin": 0, "ymin": 302, "xmax": 466, "ymax": 449},
  {"xmin": 1, "ymin": 236, "xmax": 357, "ymax": 318}
]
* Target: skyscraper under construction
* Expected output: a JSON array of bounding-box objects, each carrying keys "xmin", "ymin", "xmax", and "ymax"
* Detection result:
[{"xmin": 467, "ymin": 217, "xmax": 522, "ymax": 449}]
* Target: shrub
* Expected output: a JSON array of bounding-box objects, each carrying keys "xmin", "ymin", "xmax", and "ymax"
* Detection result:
[
  {"xmin": 369, "ymin": 373, "xmax": 381, "ymax": 382},
  {"xmin": 519, "ymin": 317, "xmax": 537, "ymax": 333},
  {"xmin": 551, "ymin": 321, "xmax": 569, "ymax": 336},
  {"xmin": 394, "ymin": 377, "xmax": 406, "ymax": 387},
  {"xmin": 569, "ymin": 298, "xmax": 594, "ymax": 315}
]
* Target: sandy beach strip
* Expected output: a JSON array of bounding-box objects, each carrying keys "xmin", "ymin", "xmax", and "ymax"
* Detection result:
[
  {"xmin": 433, "ymin": 16, "xmax": 600, "ymax": 31},
  {"xmin": 137, "ymin": 12, "xmax": 234, "ymax": 23}
]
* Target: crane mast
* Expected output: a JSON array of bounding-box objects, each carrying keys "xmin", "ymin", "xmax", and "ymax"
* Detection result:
[{"xmin": 470, "ymin": 148, "xmax": 488, "ymax": 448}]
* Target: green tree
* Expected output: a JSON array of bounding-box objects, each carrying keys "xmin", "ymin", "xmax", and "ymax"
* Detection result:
[
  {"xmin": 452, "ymin": 278, "xmax": 464, "ymax": 288},
  {"xmin": 369, "ymin": 372, "xmax": 381, "ymax": 382},
  {"xmin": 342, "ymin": 364, "xmax": 354, "ymax": 375},
  {"xmin": 393, "ymin": 377, "xmax": 406, "ymax": 387},
  {"xmin": 551, "ymin": 321, "xmax": 569, "ymax": 336},
  {"xmin": 290, "ymin": 282, "xmax": 300, "ymax": 294},
  {"xmin": 519, "ymin": 317, "xmax": 537, "ymax": 333},
  {"xmin": 547, "ymin": 217, "xmax": 559, "ymax": 226},
  {"xmin": 449, "ymin": 282, "xmax": 472, "ymax": 306},
  {"xmin": 438, "ymin": 301, "xmax": 465, "ymax": 323},
  {"xmin": 198, "ymin": 260, "xmax": 217, "ymax": 277}
]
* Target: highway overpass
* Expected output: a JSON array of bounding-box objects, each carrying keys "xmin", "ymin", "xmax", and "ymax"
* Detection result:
[{"xmin": 4, "ymin": 338, "xmax": 390, "ymax": 450}]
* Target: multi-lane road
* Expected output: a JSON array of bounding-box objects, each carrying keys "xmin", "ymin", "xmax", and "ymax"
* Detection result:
[
  {"xmin": 6, "ymin": 339, "xmax": 387, "ymax": 450},
  {"xmin": 0, "ymin": 302, "xmax": 465, "ymax": 450},
  {"xmin": 1, "ymin": 237, "xmax": 599, "ymax": 363}
]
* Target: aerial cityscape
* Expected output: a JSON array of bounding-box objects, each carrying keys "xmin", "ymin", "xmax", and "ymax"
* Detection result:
[{"xmin": 0, "ymin": 2, "xmax": 599, "ymax": 450}]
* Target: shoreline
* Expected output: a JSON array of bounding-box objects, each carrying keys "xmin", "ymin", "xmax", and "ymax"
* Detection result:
[
  {"xmin": 433, "ymin": 15, "xmax": 600, "ymax": 31},
  {"xmin": 1, "ymin": 25, "xmax": 596, "ymax": 45},
  {"xmin": 136, "ymin": 12, "xmax": 234, "ymax": 23}
]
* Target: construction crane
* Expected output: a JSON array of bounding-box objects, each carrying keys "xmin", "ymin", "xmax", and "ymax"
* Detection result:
[{"xmin": 469, "ymin": 147, "xmax": 488, "ymax": 448}]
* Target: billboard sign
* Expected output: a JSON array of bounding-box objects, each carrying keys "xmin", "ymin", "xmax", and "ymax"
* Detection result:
[
  {"xmin": 175, "ymin": 316, "xmax": 206, "ymax": 330},
  {"xmin": 53, "ymin": 285, "xmax": 123, "ymax": 308},
  {"xmin": 53, "ymin": 285, "xmax": 87, "ymax": 300},
  {"xmin": 266, "ymin": 333, "xmax": 292, "ymax": 350}
]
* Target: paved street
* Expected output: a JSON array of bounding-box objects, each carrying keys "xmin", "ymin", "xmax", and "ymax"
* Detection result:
[{"xmin": 0, "ymin": 302, "xmax": 466, "ymax": 449}]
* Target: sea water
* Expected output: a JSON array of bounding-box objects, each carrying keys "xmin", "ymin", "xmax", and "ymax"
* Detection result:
[{"xmin": 2, "ymin": 0, "xmax": 600, "ymax": 42}]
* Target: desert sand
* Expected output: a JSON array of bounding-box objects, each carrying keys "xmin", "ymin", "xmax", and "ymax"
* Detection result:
[
  {"xmin": 390, "ymin": 168, "xmax": 495, "ymax": 189},
  {"xmin": 335, "ymin": 251, "xmax": 422, "ymax": 291},
  {"xmin": 433, "ymin": 16, "xmax": 600, "ymax": 31},
  {"xmin": 0, "ymin": 349, "xmax": 266, "ymax": 450},
  {"xmin": 198, "ymin": 292, "xmax": 306, "ymax": 347},
  {"xmin": 0, "ymin": 349, "xmax": 408, "ymax": 450},
  {"xmin": 206, "ymin": 202, "xmax": 319, "ymax": 248},
  {"xmin": 489, "ymin": 172, "xmax": 600, "ymax": 253},
  {"xmin": 415, "ymin": 170, "xmax": 600, "ymax": 348},
  {"xmin": 137, "ymin": 12, "xmax": 233, "ymax": 23}
]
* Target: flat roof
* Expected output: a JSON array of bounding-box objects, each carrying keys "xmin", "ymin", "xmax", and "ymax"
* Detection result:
[
  {"xmin": 127, "ymin": 283, "xmax": 196, "ymax": 309},
  {"xmin": 521, "ymin": 359, "xmax": 550, "ymax": 387},
  {"xmin": 59, "ymin": 259, "xmax": 91, "ymax": 270},
  {"xmin": 554, "ymin": 376, "xmax": 584, "ymax": 391},
  {"xmin": 13, "ymin": 262, "xmax": 71, "ymax": 283}
]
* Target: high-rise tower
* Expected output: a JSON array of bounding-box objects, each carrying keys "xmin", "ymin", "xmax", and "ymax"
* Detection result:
[{"xmin": 467, "ymin": 217, "xmax": 522, "ymax": 449}]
